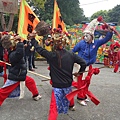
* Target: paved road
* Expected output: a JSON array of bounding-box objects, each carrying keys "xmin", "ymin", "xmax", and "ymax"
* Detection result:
[{"xmin": 0, "ymin": 61, "xmax": 120, "ymax": 120}]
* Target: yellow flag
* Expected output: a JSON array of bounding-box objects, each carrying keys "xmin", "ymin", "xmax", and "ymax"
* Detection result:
[{"xmin": 17, "ymin": 0, "xmax": 40, "ymax": 40}]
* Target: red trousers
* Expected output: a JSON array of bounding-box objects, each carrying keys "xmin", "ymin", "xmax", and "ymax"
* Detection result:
[
  {"xmin": 48, "ymin": 90, "xmax": 74, "ymax": 120},
  {"xmin": 77, "ymin": 75, "xmax": 87, "ymax": 100},
  {"xmin": 0, "ymin": 76, "xmax": 39, "ymax": 106}
]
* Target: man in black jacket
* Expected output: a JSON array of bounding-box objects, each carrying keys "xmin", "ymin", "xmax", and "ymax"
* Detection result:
[
  {"xmin": 30, "ymin": 31, "xmax": 87, "ymax": 120},
  {"xmin": 23, "ymin": 34, "xmax": 34, "ymax": 71}
]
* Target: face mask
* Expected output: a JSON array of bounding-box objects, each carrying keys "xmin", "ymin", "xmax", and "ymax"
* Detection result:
[{"xmin": 84, "ymin": 33, "xmax": 92, "ymax": 42}]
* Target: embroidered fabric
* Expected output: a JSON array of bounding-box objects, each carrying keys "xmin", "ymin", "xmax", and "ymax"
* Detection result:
[
  {"xmin": 53, "ymin": 87, "xmax": 72, "ymax": 114},
  {"xmin": 2, "ymin": 79, "xmax": 20, "ymax": 98}
]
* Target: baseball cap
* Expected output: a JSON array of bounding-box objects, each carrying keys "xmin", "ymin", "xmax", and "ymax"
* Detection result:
[{"xmin": 48, "ymin": 35, "xmax": 51, "ymax": 38}]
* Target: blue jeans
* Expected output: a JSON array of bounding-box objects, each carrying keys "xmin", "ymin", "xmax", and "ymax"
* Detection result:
[
  {"xmin": 0, "ymin": 71, "xmax": 4, "ymax": 77},
  {"xmin": 24, "ymin": 55, "xmax": 32, "ymax": 70}
]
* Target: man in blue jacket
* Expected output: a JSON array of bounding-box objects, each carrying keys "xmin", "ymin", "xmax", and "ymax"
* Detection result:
[
  {"xmin": 72, "ymin": 18, "xmax": 113, "ymax": 106},
  {"xmin": 72, "ymin": 31, "xmax": 113, "ymax": 66}
]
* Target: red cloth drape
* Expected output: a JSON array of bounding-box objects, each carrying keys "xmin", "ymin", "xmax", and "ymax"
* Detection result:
[{"xmin": 67, "ymin": 65, "xmax": 100, "ymax": 105}]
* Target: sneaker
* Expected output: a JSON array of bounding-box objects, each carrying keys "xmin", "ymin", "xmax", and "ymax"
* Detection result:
[
  {"xmin": 33, "ymin": 95, "xmax": 42, "ymax": 101},
  {"xmin": 69, "ymin": 106, "xmax": 75, "ymax": 111},
  {"xmin": 77, "ymin": 100, "xmax": 87, "ymax": 106},
  {"xmin": 85, "ymin": 99, "xmax": 89, "ymax": 102}
]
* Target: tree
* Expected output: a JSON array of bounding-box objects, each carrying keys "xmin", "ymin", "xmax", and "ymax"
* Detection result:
[
  {"xmin": 107, "ymin": 5, "xmax": 120, "ymax": 25},
  {"xmin": 27, "ymin": 0, "xmax": 46, "ymax": 9},
  {"xmin": 57, "ymin": 0, "xmax": 88, "ymax": 25},
  {"xmin": 12, "ymin": 14, "xmax": 19, "ymax": 32},
  {"xmin": 90, "ymin": 5, "xmax": 120, "ymax": 25},
  {"xmin": 90, "ymin": 10, "xmax": 109, "ymax": 22},
  {"xmin": 29, "ymin": 0, "xmax": 88, "ymax": 25}
]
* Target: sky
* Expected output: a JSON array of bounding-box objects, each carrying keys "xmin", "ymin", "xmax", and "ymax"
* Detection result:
[{"xmin": 79, "ymin": 0, "xmax": 120, "ymax": 17}]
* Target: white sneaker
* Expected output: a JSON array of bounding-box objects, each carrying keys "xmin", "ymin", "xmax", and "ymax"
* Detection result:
[
  {"xmin": 77, "ymin": 100, "xmax": 87, "ymax": 106},
  {"xmin": 33, "ymin": 95, "xmax": 42, "ymax": 101},
  {"xmin": 85, "ymin": 99, "xmax": 89, "ymax": 102}
]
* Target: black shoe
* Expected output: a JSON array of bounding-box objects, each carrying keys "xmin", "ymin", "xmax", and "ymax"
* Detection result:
[
  {"xmin": 33, "ymin": 67, "xmax": 37, "ymax": 69},
  {"xmin": 29, "ymin": 69, "xmax": 35, "ymax": 71},
  {"xmin": 69, "ymin": 106, "xmax": 75, "ymax": 111}
]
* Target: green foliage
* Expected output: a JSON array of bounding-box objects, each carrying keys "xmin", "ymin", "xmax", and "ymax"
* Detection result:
[
  {"xmin": 12, "ymin": 14, "xmax": 19, "ymax": 32},
  {"xmin": 107, "ymin": 5, "xmax": 120, "ymax": 24},
  {"xmin": 90, "ymin": 10, "xmax": 109, "ymax": 22},
  {"xmin": 27, "ymin": 0, "xmax": 46, "ymax": 8},
  {"xmin": 90, "ymin": 5, "xmax": 120, "ymax": 25},
  {"xmin": 57, "ymin": 0, "xmax": 88, "ymax": 25},
  {"xmin": 1, "ymin": 0, "xmax": 120, "ymax": 32},
  {"xmin": 33, "ymin": 0, "xmax": 88, "ymax": 26}
]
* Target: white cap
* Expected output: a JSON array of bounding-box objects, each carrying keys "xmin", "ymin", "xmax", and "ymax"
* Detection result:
[{"xmin": 48, "ymin": 35, "xmax": 51, "ymax": 38}]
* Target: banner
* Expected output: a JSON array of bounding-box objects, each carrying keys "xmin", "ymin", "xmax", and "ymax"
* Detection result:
[
  {"xmin": 17, "ymin": 0, "xmax": 40, "ymax": 40},
  {"xmin": 52, "ymin": 0, "xmax": 67, "ymax": 33}
]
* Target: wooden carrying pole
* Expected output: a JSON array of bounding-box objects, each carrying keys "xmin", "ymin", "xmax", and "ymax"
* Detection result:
[
  {"xmin": 0, "ymin": 60, "xmax": 50, "ymax": 80},
  {"xmin": 28, "ymin": 70, "xmax": 50, "ymax": 80}
]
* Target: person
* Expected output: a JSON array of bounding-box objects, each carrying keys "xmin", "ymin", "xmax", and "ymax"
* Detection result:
[
  {"xmin": 44, "ymin": 34, "xmax": 53, "ymax": 51},
  {"xmin": 31, "ymin": 47, "xmax": 37, "ymax": 69},
  {"xmin": 28, "ymin": 32, "xmax": 38, "ymax": 69},
  {"xmin": 44, "ymin": 34, "xmax": 54, "ymax": 63},
  {"xmin": 0, "ymin": 35, "xmax": 42, "ymax": 106},
  {"xmin": 116, "ymin": 49, "xmax": 120, "ymax": 72},
  {"xmin": 72, "ymin": 17, "xmax": 113, "ymax": 106},
  {"xmin": 110, "ymin": 42, "xmax": 120, "ymax": 73},
  {"xmin": 30, "ymin": 29, "xmax": 86, "ymax": 120},
  {"xmin": 23, "ymin": 34, "xmax": 34, "ymax": 71},
  {"xmin": 103, "ymin": 44, "xmax": 110, "ymax": 67},
  {"xmin": 0, "ymin": 32, "xmax": 4, "ymax": 76}
]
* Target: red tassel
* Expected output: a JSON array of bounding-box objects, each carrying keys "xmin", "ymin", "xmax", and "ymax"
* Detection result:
[
  {"xmin": 102, "ymin": 25, "xmax": 106, "ymax": 30},
  {"xmin": 89, "ymin": 65, "xmax": 92, "ymax": 70},
  {"xmin": 85, "ymin": 76, "xmax": 90, "ymax": 81},
  {"xmin": 0, "ymin": 61, "xmax": 7, "ymax": 82},
  {"xmin": 47, "ymin": 66, "xmax": 50, "ymax": 70},
  {"xmin": 66, "ymin": 84, "xmax": 87, "ymax": 101},
  {"xmin": 72, "ymin": 81, "xmax": 78, "ymax": 88},
  {"xmin": 114, "ymin": 64, "xmax": 119, "ymax": 73},
  {"xmin": 97, "ymin": 16, "xmax": 103, "ymax": 22},
  {"xmin": 93, "ymin": 68, "xmax": 100, "ymax": 75},
  {"xmin": 49, "ymin": 80, "xmax": 53, "ymax": 85},
  {"xmin": 2, "ymin": 31, "xmax": 8, "ymax": 35},
  {"xmin": 87, "ymin": 91, "xmax": 100, "ymax": 105},
  {"xmin": 104, "ymin": 24, "xmax": 108, "ymax": 28}
]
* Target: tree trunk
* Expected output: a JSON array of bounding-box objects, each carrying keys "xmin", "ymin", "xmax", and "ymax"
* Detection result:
[
  {"xmin": 0, "ymin": 12, "xmax": 6, "ymax": 31},
  {"xmin": 0, "ymin": 12, "xmax": 14, "ymax": 31},
  {"xmin": 7, "ymin": 13, "xmax": 14, "ymax": 31}
]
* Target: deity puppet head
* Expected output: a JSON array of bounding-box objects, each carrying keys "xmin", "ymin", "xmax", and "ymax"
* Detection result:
[
  {"xmin": 52, "ymin": 28, "xmax": 70, "ymax": 50},
  {"xmin": 83, "ymin": 17, "xmax": 101, "ymax": 42},
  {"xmin": 1, "ymin": 34, "xmax": 21, "ymax": 50}
]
